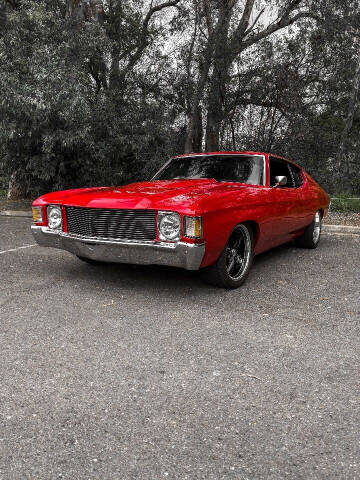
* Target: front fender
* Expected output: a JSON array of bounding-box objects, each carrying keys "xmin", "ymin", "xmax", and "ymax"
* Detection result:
[{"xmin": 201, "ymin": 207, "xmax": 261, "ymax": 268}]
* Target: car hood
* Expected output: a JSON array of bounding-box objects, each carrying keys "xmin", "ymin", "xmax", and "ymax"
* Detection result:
[{"xmin": 34, "ymin": 179, "xmax": 263, "ymax": 214}]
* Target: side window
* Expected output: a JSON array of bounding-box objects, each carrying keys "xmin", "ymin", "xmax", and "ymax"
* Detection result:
[
  {"xmin": 269, "ymin": 157, "xmax": 292, "ymax": 187},
  {"xmin": 288, "ymin": 164, "xmax": 304, "ymax": 188},
  {"xmin": 285, "ymin": 163, "xmax": 296, "ymax": 188}
]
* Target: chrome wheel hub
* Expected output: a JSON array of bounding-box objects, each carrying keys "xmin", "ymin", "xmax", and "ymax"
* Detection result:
[{"xmin": 313, "ymin": 211, "xmax": 321, "ymax": 243}]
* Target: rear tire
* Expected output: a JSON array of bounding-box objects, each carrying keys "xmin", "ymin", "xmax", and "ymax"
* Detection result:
[
  {"xmin": 201, "ymin": 223, "xmax": 254, "ymax": 289},
  {"xmin": 296, "ymin": 210, "xmax": 322, "ymax": 249}
]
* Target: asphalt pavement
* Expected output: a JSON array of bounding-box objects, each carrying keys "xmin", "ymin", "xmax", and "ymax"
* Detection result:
[{"xmin": 0, "ymin": 217, "xmax": 359, "ymax": 480}]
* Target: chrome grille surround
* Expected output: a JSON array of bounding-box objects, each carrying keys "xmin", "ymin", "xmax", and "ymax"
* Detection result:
[{"xmin": 66, "ymin": 207, "xmax": 157, "ymax": 241}]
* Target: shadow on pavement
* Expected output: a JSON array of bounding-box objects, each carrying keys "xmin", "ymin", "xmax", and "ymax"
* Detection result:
[{"xmin": 47, "ymin": 239, "xmax": 313, "ymax": 295}]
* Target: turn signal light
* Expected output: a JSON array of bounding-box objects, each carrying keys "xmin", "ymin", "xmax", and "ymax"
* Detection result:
[
  {"xmin": 184, "ymin": 216, "xmax": 202, "ymax": 238},
  {"xmin": 32, "ymin": 206, "xmax": 43, "ymax": 224}
]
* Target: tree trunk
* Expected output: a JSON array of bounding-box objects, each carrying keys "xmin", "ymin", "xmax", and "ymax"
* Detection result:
[
  {"xmin": 66, "ymin": 0, "xmax": 106, "ymax": 92},
  {"xmin": 185, "ymin": 104, "xmax": 203, "ymax": 153},
  {"xmin": 66, "ymin": 0, "xmax": 104, "ymax": 22},
  {"xmin": 185, "ymin": 1, "xmax": 235, "ymax": 153},
  {"xmin": 66, "ymin": 0, "xmax": 86, "ymax": 19},
  {"xmin": 184, "ymin": 0, "xmax": 222, "ymax": 153},
  {"xmin": 204, "ymin": 7, "xmax": 233, "ymax": 151},
  {"xmin": 109, "ymin": 47, "xmax": 121, "ymax": 90},
  {"xmin": 337, "ymin": 47, "xmax": 360, "ymax": 169},
  {"xmin": 7, "ymin": 170, "xmax": 28, "ymax": 200},
  {"xmin": 184, "ymin": 45, "xmax": 214, "ymax": 153},
  {"xmin": 205, "ymin": 76, "xmax": 224, "ymax": 151}
]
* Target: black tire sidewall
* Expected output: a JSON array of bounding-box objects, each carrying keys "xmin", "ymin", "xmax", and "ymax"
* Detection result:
[
  {"xmin": 297, "ymin": 210, "xmax": 322, "ymax": 248},
  {"xmin": 202, "ymin": 223, "xmax": 254, "ymax": 288}
]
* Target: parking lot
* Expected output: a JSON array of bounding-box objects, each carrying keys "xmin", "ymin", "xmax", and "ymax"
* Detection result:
[{"xmin": 0, "ymin": 217, "xmax": 359, "ymax": 479}]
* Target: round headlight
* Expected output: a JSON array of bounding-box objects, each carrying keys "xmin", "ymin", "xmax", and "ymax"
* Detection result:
[
  {"xmin": 158, "ymin": 212, "xmax": 181, "ymax": 241},
  {"xmin": 47, "ymin": 205, "xmax": 62, "ymax": 230}
]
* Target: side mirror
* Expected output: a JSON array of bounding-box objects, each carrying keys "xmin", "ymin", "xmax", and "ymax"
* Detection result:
[{"xmin": 274, "ymin": 175, "xmax": 287, "ymax": 188}]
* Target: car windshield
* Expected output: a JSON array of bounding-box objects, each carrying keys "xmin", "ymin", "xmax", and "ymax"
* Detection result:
[{"xmin": 153, "ymin": 155, "xmax": 264, "ymax": 185}]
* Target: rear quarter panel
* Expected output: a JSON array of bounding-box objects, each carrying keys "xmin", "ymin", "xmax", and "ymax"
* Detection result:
[{"xmin": 301, "ymin": 172, "xmax": 330, "ymax": 224}]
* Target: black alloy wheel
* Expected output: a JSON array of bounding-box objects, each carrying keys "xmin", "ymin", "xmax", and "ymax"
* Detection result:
[{"xmin": 201, "ymin": 223, "xmax": 254, "ymax": 289}]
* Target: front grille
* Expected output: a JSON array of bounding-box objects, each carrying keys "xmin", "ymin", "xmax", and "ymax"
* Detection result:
[{"xmin": 66, "ymin": 207, "xmax": 156, "ymax": 241}]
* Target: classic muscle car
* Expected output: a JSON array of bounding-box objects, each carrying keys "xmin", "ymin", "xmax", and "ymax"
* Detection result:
[{"xmin": 31, "ymin": 152, "xmax": 330, "ymax": 288}]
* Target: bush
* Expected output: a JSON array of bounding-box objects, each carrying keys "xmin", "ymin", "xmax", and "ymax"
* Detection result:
[
  {"xmin": 0, "ymin": 175, "xmax": 8, "ymax": 198},
  {"xmin": 330, "ymin": 194, "xmax": 360, "ymax": 213}
]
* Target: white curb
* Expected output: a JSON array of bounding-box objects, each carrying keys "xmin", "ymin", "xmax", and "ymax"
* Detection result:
[
  {"xmin": 323, "ymin": 224, "xmax": 360, "ymax": 235},
  {"xmin": 0, "ymin": 210, "xmax": 32, "ymax": 218}
]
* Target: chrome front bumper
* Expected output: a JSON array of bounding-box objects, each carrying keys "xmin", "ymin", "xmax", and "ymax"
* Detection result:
[{"xmin": 31, "ymin": 226, "xmax": 205, "ymax": 270}]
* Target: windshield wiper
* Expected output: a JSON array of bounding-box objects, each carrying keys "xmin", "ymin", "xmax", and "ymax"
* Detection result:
[{"xmin": 216, "ymin": 179, "xmax": 240, "ymax": 183}]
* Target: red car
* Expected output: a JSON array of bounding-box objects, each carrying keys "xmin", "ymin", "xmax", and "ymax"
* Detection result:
[{"xmin": 31, "ymin": 152, "xmax": 330, "ymax": 288}]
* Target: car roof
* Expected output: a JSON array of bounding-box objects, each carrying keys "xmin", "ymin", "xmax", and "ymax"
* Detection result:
[
  {"xmin": 174, "ymin": 151, "xmax": 267, "ymax": 157},
  {"xmin": 173, "ymin": 151, "xmax": 303, "ymax": 170}
]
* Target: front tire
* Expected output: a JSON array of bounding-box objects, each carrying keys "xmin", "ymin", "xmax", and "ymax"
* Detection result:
[
  {"xmin": 201, "ymin": 223, "xmax": 254, "ymax": 289},
  {"xmin": 296, "ymin": 210, "xmax": 322, "ymax": 249}
]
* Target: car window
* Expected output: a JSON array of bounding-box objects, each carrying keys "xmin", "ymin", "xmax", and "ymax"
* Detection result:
[
  {"xmin": 153, "ymin": 155, "xmax": 265, "ymax": 186},
  {"xmin": 269, "ymin": 157, "xmax": 292, "ymax": 187},
  {"xmin": 288, "ymin": 164, "xmax": 304, "ymax": 188}
]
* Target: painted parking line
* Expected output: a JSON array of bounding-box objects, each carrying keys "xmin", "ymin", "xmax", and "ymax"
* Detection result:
[{"xmin": 0, "ymin": 244, "xmax": 37, "ymax": 255}]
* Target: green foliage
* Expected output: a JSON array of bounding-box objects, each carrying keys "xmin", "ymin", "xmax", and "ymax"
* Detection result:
[
  {"xmin": 330, "ymin": 194, "xmax": 360, "ymax": 213},
  {"xmin": 0, "ymin": 174, "xmax": 7, "ymax": 198},
  {"xmin": 0, "ymin": 1, "xmax": 106, "ymax": 193},
  {"xmin": 0, "ymin": 0, "xmax": 182, "ymax": 196}
]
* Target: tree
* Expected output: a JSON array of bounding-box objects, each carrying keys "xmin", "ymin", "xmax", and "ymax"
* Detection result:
[
  {"xmin": 1, "ymin": 0, "xmax": 359, "ymax": 198},
  {"xmin": 0, "ymin": 0, "xmax": 182, "ymax": 197},
  {"xmin": 336, "ymin": 25, "xmax": 360, "ymax": 182},
  {"xmin": 184, "ymin": 0, "xmax": 320, "ymax": 152}
]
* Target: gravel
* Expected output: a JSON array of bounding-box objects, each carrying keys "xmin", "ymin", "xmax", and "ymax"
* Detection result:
[
  {"xmin": 0, "ymin": 197, "xmax": 32, "ymax": 212},
  {"xmin": 323, "ymin": 212, "xmax": 360, "ymax": 226},
  {"xmin": 0, "ymin": 217, "xmax": 359, "ymax": 479}
]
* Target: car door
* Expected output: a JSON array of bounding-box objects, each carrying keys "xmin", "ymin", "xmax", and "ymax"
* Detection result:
[
  {"xmin": 267, "ymin": 157, "xmax": 303, "ymax": 243},
  {"xmin": 286, "ymin": 162, "xmax": 311, "ymax": 229}
]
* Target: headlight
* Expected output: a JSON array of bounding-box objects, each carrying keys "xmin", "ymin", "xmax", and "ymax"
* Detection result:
[
  {"xmin": 184, "ymin": 216, "xmax": 202, "ymax": 238},
  {"xmin": 47, "ymin": 205, "xmax": 62, "ymax": 230},
  {"xmin": 158, "ymin": 211, "xmax": 181, "ymax": 241},
  {"xmin": 32, "ymin": 206, "xmax": 43, "ymax": 224}
]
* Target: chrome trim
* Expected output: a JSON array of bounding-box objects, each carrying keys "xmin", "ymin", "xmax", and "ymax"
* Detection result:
[
  {"xmin": 157, "ymin": 211, "xmax": 181, "ymax": 242},
  {"xmin": 47, "ymin": 205, "xmax": 62, "ymax": 231},
  {"xmin": 31, "ymin": 226, "xmax": 205, "ymax": 271},
  {"xmin": 66, "ymin": 206, "xmax": 157, "ymax": 241},
  {"xmin": 313, "ymin": 211, "xmax": 322, "ymax": 243},
  {"xmin": 151, "ymin": 158, "xmax": 172, "ymax": 180}
]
